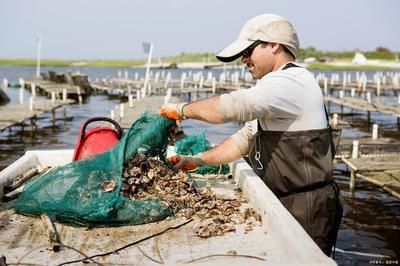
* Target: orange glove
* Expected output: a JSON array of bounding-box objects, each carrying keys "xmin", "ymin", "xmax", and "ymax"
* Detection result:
[
  {"xmin": 168, "ymin": 154, "xmax": 205, "ymax": 172},
  {"xmin": 160, "ymin": 103, "xmax": 188, "ymax": 120}
]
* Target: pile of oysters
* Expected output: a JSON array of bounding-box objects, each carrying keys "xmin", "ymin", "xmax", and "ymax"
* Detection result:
[{"xmin": 119, "ymin": 153, "xmax": 261, "ymax": 238}]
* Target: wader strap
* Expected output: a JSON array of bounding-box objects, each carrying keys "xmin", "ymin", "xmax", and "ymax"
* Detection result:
[{"xmin": 282, "ymin": 62, "xmax": 337, "ymax": 160}]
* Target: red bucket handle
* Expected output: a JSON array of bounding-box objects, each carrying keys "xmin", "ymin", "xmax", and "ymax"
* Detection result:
[{"xmin": 80, "ymin": 117, "xmax": 123, "ymax": 141}]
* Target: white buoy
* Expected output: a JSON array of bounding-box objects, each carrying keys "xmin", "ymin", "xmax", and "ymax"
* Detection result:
[
  {"xmin": 62, "ymin": 88, "xmax": 67, "ymax": 102},
  {"xmin": 19, "ymin": 87, "xmax": 24, "ymax": 104},
  {"xmin": 129, "ymin": 94, "xmax": 134, "ymax": 108},
  {"xmin": 134, "ymin": 72, "xmax": 139, "ymax": 81},
  {"xmin": 333, "ymin": 113, "xmax": 338, "ymax": 127},
  {"xmin": 372, "ymin": 124, "xmax": 379, "ymax": 139},
  {"xmin": 124, "ymin": 70, "xmax": 128, "ymax": 80},
  {"xmin": 352, "ymin": 140, "xmax": 359, "ymax": 159},
  {"xmin": 119, "ymin": 103, "xmax": 124, "ymax": 118},
  {"xmin": 118, "ymin": 70, "xmax": 122, "ymax": 78}
]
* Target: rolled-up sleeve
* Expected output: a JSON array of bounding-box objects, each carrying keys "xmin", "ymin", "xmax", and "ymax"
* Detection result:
[{"xmin": 230, "ymin": 120, "xmax": 257, "ymax": 155}]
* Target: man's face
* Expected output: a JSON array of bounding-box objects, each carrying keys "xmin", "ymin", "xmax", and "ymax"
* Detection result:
[{"xmin": 241, "ymin": 42, "xmax": 275, "ymax": 80}]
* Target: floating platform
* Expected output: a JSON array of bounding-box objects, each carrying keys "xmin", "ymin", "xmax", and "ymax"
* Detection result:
[
  {"xmin": 0, "ymin": 99, "xmax": 74, "ymax": 132},
  {"xmin": 341, "ymin": 155, "xmax": 400, "ymax": 199}
]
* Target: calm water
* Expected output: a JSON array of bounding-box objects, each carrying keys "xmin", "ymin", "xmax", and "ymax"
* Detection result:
[{"xmin": 1, "ymin": 66, "xmax": 399, "ymax": 265}]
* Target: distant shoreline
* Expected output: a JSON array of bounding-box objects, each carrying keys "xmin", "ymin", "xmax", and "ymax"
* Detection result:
[{"xmin": 0, "ymin": 58, "xmax": 399, "ymax": 70}]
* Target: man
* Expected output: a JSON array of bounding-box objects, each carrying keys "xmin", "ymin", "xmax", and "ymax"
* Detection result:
[{"xmin": 160, "ymin": 14, "xmax": 342, "ymax": 256}]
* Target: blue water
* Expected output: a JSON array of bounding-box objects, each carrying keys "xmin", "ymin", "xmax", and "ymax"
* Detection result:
[{"xmin": 0, "ymin": 66, "xmax": 399, "ymax": 265}]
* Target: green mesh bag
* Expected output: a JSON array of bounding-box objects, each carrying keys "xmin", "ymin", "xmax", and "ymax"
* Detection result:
[
  {"xmin": 175, "ymin": 132, "xmax": 230, "ymax": 175},
  {"xmin": 13, "ymin": 113, "xmax": 174, "ymax": 227}
]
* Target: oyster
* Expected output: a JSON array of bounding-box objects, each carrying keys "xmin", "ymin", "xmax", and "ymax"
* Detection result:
[{"xmin": 121, "ymin": 154, "xmax": 262, "ymax": 238}]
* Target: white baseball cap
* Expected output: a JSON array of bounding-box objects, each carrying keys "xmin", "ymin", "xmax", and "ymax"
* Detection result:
[{"xmin": 216, "ymin": 14, "xmax": 299, "ymax": 62}]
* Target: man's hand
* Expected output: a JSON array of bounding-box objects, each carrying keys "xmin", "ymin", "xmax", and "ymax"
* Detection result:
[
  {"xmin": 168, "ymin": 154, "xmax": 205, "ymax": 172},
  {"xmin": 160, "ymin": 103, "xmax": 188, "ymax": 120}
]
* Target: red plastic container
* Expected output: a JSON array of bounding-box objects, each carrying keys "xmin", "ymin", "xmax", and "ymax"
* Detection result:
[{"xmin": 73, "ymin": 117, "xmax": 123, "ymax": 161}]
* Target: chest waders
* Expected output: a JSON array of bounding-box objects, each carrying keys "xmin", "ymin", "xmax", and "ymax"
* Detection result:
[{"xmin": 246, "ymin": 63, "xmax": 343, "ymax": 256}]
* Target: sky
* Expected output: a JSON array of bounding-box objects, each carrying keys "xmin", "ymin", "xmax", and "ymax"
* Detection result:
[{"xmin": 0, "ymin": 0, "xmax": 399, "ymax": 60}]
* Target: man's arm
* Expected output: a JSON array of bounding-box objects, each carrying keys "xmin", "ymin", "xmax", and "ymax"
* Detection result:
[
  {"xmin": 201, "ymin": 136, "xmax": 243, "ymax": 165},
  {"xmin": 182, "ymin": 96, "xmax": 225, "ymax": 124},
  {"xmin": 169, "ymin": 136, "xmax": 243, "ymax": 171}
]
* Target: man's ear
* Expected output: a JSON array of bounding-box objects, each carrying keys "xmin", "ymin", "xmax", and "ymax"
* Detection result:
[{"xmin": 270, "ymin": 43, "xmax": 281, "ymax": 54}]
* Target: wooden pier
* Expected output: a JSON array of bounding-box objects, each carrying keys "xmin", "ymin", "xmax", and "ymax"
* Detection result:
[
  {"xmin": 342, "ymin": 155, "xmax": 400, "ymax": 199},
  {"xmin": 337, "ymin": 136, "xmax": 400, "ymax": 156},
  {"xmin": 90, "ymin": 74, "xmax": 251, "ymax": 98},
  {"xmin": 325, "ymin": 96, "xmax": 400, "ymax": 117},
  {"xmin": 0, "ymin": 99, "xmax": 74, "ymax": 132}
]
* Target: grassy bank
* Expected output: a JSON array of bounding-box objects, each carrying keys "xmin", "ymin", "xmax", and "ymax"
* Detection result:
[
  {"xmin": 306, "ymin": 63, "xmax": 399, "ymax": 71},
  {"xmin": 0, "ymin": 59, "xmax": 145, "ymax": 67},
  {"xmin": 0, "ymin": 52, "xmax": 399, "ymax": 70}
]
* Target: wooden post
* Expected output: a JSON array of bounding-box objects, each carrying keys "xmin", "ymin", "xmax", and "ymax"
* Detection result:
[
  {"xmin": 193, "ymin": 85, "xmax": 198, "ymax": 101},
  {"xmin": 119, "ymin": 103, "xmax": 124, "ymax": 120},
  {"xmin": 367, "ymin": 111, "xmax": 371, "ymax": 124},
  {"xmin": 212, "ymin": 77, "xmax": 216, "ymax": 94},
  {"xmin": 62, "ymin": 106, "xmax": 67, "ymax": 122},
  {"xmin": 51, "ymin": 91, "xmax": 56, "ymax": 103},
  {"xmin": 128, "ymin": 94, "xmax": 134, "ymax": 108},
  {"xmin": 29, "ymin": 97, "xmax": 34, "ymax": 112},
  {"xmin": 77, "ymin": 87, "xmax": 82, "ymax": 105},
  {"xmin": 52, "ymin": 109, "xmax": 56, "ymax": 129},
  {"xmin": 352, "ymin": 140, "xmax": 359, "ymax": 159},
  {"xmin": 31, "ymin": 83, "xmax": 36, "ymax": 99},
  {"xmin": 19, "ymin": 87, "xmax": 24, "ymax": 104},
  {"xmin": 376, "ymin": 77, "xmax": 381, "ymax": 96},
  {"xmin": 372, "ymin": 124, "xmax": 378, "ymax": 139},
  {"xmin": 366, "ymin": 91, "xmax": 371, "ymax": 103},
  {"xmin": 350, "ymin": 170, "xmax": 356, "ymax": 191},
  {"xmin": 2, "ymin": 78, "xmax": 8, "ymax": 91},
  {"xmin": 62, "ymin": 89, "xmax": 67, "ymax": 102},
  {"xmin": 333, "ymin": 114, "xmax": 338, "ymax": 127}
]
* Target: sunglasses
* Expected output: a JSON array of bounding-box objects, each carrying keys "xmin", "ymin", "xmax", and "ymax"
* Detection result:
[{"xmin": 242, "ymin": 40, "xmax": 267, "ymax": 58}]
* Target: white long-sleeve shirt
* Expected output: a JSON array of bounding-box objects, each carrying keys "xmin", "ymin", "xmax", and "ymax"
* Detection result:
[{"xmin": 218, "ymin": 63, "xmax": 327, "ymax": 155}]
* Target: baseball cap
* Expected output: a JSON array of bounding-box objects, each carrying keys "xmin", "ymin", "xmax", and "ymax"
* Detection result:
[{"xmin": 216, "ymin": 14, "xmax": 299, "ymax": 62}]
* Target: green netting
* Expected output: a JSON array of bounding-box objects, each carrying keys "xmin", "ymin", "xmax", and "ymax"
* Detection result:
[
  {"xmin": 175, "ymin": 132, "xmax": 230, "ymax": 175},
  {"xmin": 13, "ymin": 113, "xmax": 174, "ymax": 227}
]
